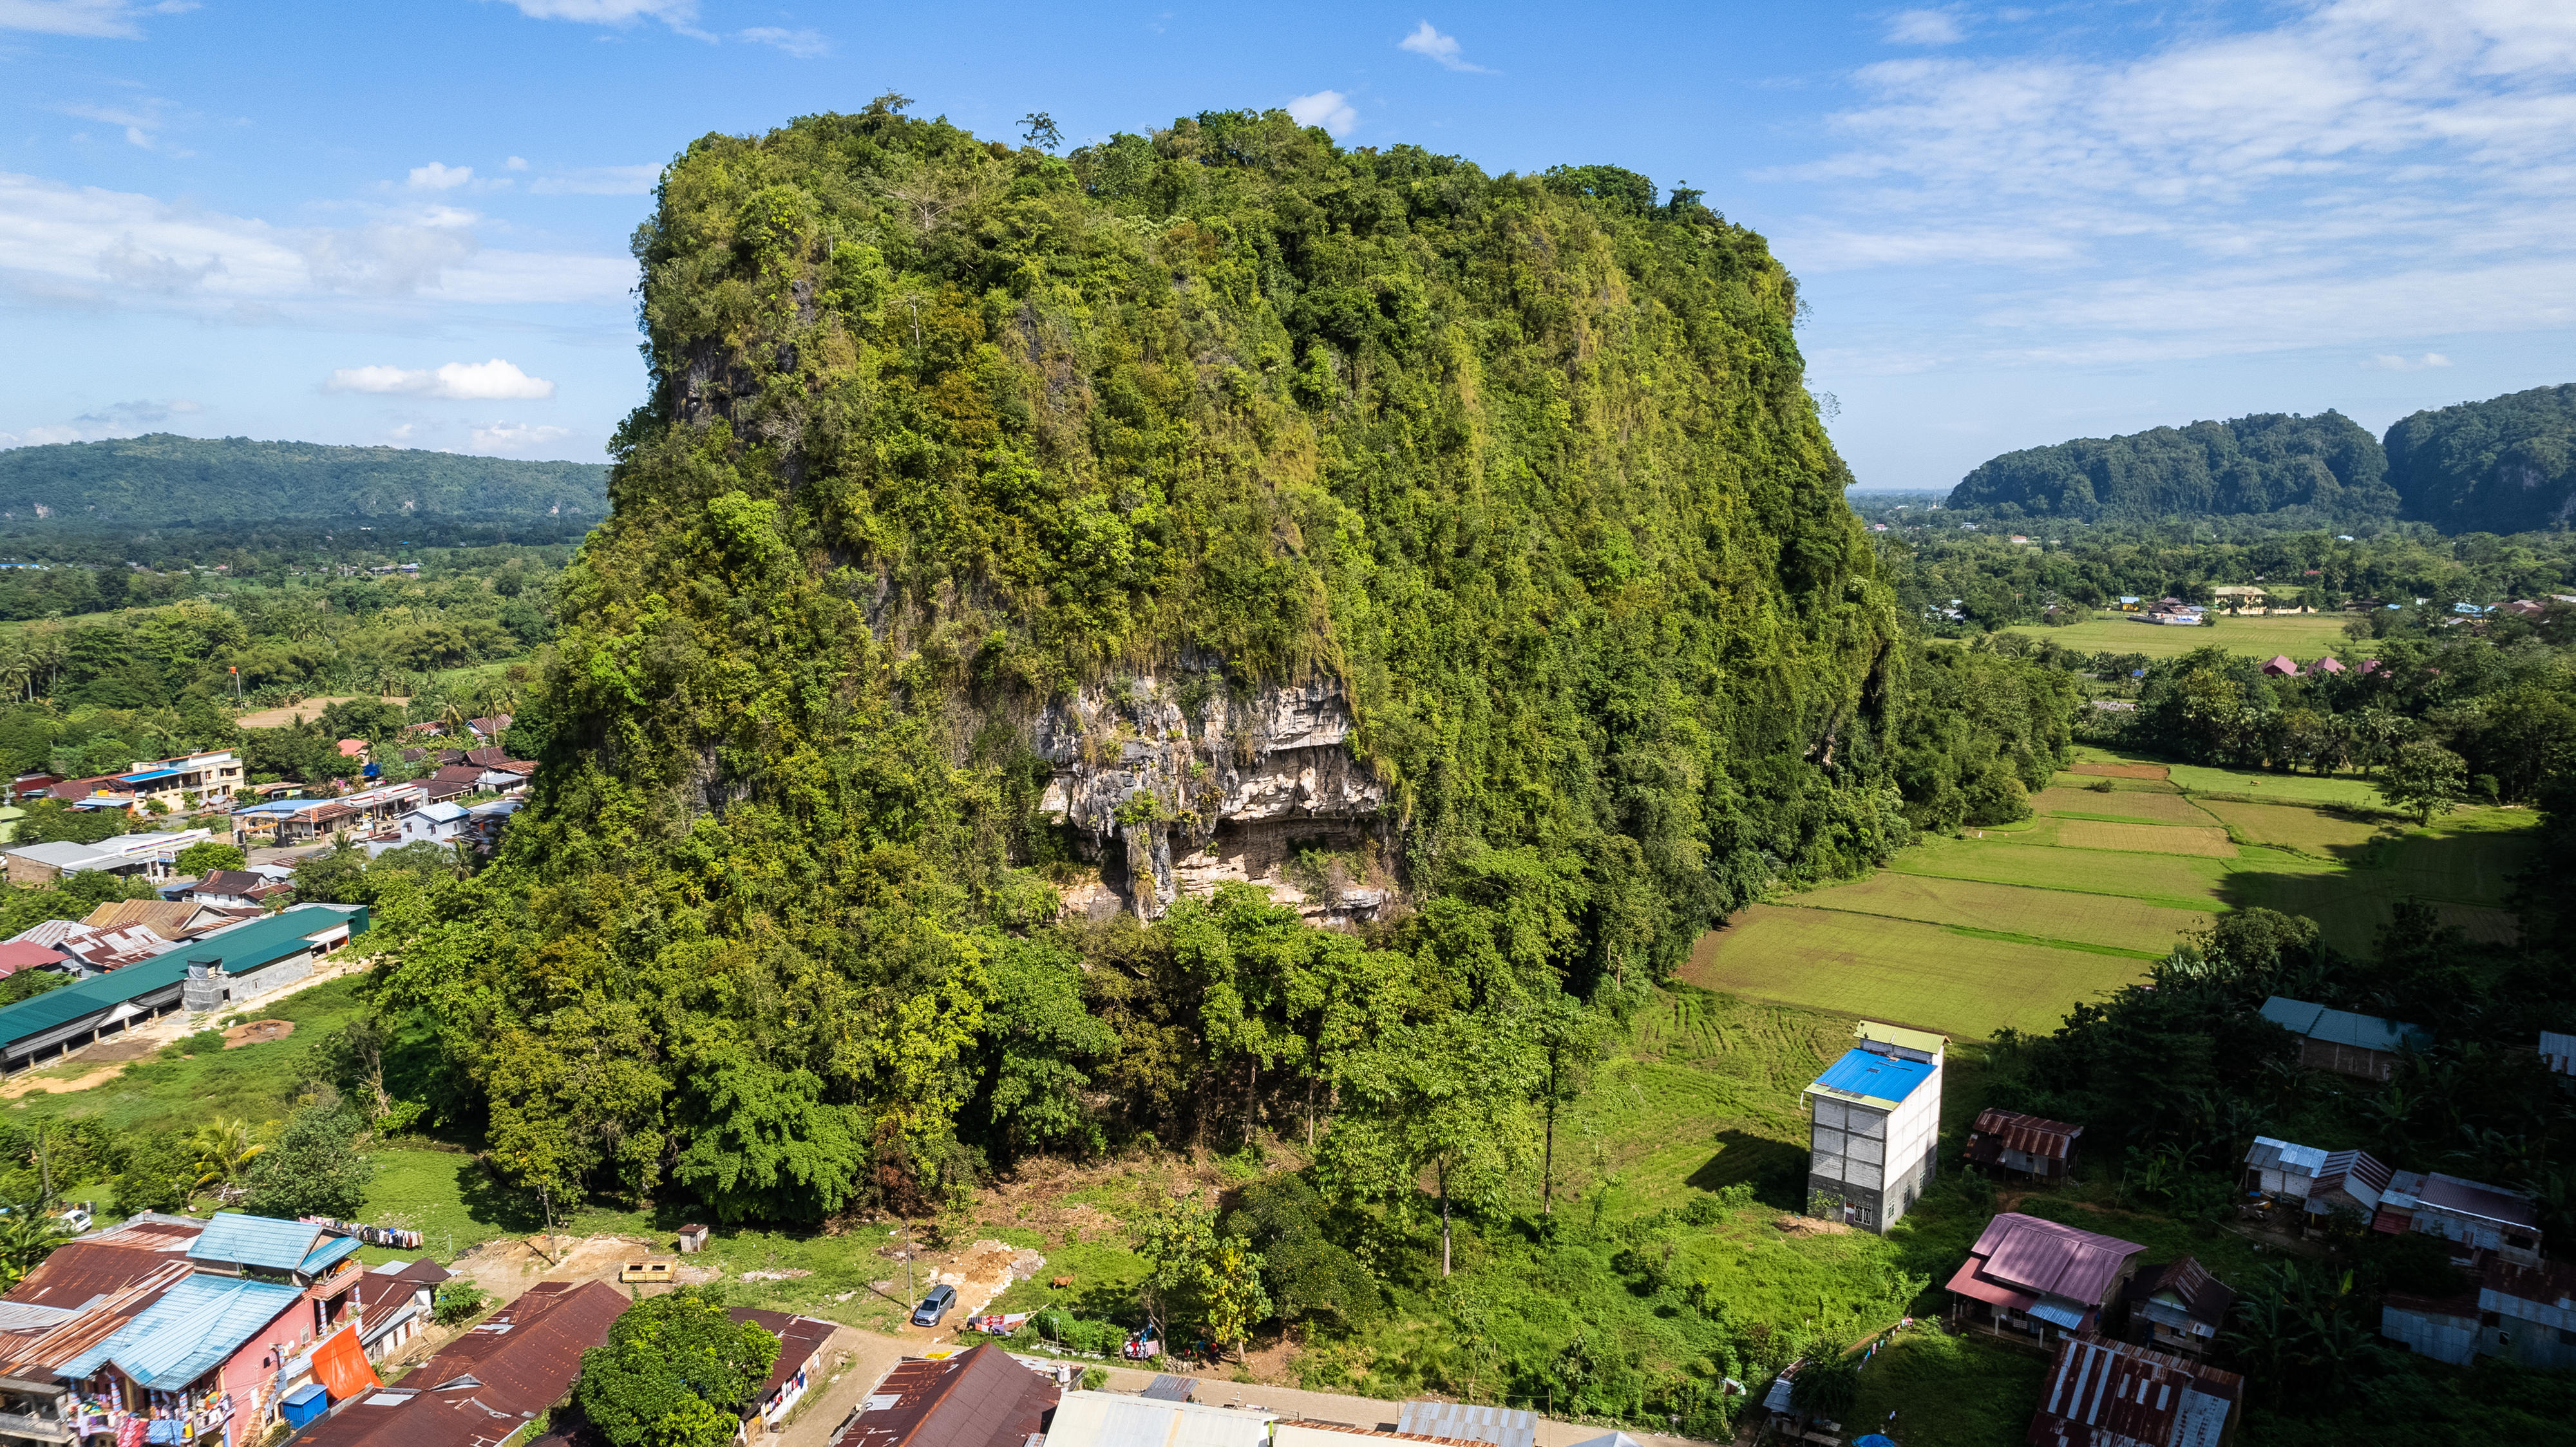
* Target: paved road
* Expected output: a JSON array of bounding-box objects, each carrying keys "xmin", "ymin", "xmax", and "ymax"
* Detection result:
[{"xmin": 770, "ymin": 1330, "xmax": 1719, "ymax": 1447}]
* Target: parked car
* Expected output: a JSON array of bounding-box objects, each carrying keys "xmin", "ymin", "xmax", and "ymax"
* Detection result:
[{"xmin": 911, "ymin": 1283, "xmax": 957, "ymax": 1327}]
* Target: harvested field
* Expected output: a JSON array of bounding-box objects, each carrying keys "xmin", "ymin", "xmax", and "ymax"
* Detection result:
[
  {"xmin": 1788, "ymin": 873, "xmax": 2211, "ymax": 956},
  {"xmin": 2029, "ymin": 787, "xmax": 2213, "ymax": 826},
  {"xmin": 2199, "ymin": 800, "xmax": 2384, "ymax": 855},
  {"xmin": 1680, "ymin": 905, "xmax": 2148, "ymax": 1041},
  {"xmin": 2055, "ymin": 820, "xmax": 2238, "ymax": 858},
  {"xmin": 2070, "ymin": 761, "xmax": 2168, "ymax": 780},
  {"xmin": 1888, "ymin": 837, "xmax": 2227, "ymax": 909}
]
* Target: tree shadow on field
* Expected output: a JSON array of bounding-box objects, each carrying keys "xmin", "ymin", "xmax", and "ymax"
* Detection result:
[
  {"xmin": 454, "ymin": 1155, "xmax": 545, "ymax": 1234},
  {"xmin": 2217, "ymin": 820, "xmax": 2533, "ymax": 958},
  {"xmin": 1692, "ymin": 1130, "xmax": 1808, "ymax": 1210}
]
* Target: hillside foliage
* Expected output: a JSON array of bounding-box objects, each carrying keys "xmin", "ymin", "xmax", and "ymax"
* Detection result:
[
  {"xmin": 366, "ymin": 102, "xmax": 2031, "ymax": 1224},
  {"xmin": 2383, "ymin": 383, "xmax": 2576, "ymax": 534},
  {"xmin": 1946, "ymin": 411, "xmax": 2395, "ymax": 522},
  {"xmin": 0, "ymin": 435, "xmax": 607, "ymax": 527}
]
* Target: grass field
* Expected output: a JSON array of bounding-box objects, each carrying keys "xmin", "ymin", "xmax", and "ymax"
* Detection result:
[
  {"xmin": 1680, "ymin": 905, "xmax": 2152, "ymax": 1040},
  {"xmin": 1693, "ymin": 739, "xmax": 2537, "ymax": 1042},
  {"xmin": 2007, "ymin": 609, "xmax": 2369, "ymax": 661},
  {"xmin": 1788, "ymin": 873, "xmax": 2213, "ymax": 956},
  {"xmin": 2053, "ymin": 819, "xmax": 2237, "ymax": 857}
]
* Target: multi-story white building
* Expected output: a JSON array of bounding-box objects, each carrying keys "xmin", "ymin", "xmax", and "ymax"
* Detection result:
[{"xmin": 1803, "ymin": 1021, "xmax": 1946, "ymax": 1234}]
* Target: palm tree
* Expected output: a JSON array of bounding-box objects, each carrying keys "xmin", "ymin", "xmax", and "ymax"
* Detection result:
[
  {"xmin": 0, "ymin": 1207, "xmax": 65, "ymax": 1289},
  {"xmin": 190, "ymin": 1118, "xmax": 265, "ymax": 1202},
  {"xmin": 437, "ymin": 699, "xmax": 473, "ymax": 739}
]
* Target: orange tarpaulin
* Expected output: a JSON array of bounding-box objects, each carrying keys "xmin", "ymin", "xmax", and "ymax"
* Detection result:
[{"xmin": 312, "ymin": 1325, "xmax": 382, "ymax": 1401}]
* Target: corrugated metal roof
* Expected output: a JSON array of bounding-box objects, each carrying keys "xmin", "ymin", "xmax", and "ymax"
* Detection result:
[
  {"xmin": 64, "ymin": 1274, "xmax": 304, "ymax": 1387},
  {"xmin": 2244, "ymin": 1136, "xmax": 2328, "ymax": 1177},
  {"xmin": 190, "ymin": 1212, "xmax": 334, "ymax": 1271},
  {"xmin": 2030, "ymin": 1336, "xmax": 2240, "ymax": 1447},
  {"xmin": 1804, "ymin": 1048, "xmax": 1937, "ymax": 1106},
  {"xmin": 1965, "ymin": 1213, "xmax": 2145, "ymax": 1309},
  {"xmin": 833, "ymin": 1343, "xmax": 1060, "ymax": 1447},
  {"xmin": 2416, "ymin": 1173, "xmax": 2539, "ymax": 1231},
  {"xmin": 1396, "ymin": 1404, "xmax": 1535, "ymax": 1447},
  {"xmin": 0, "ymin": 904, "xmax": 362, "ymax": 1045},
  {"xmin": 1020, "ymin": 1390, "xmax": 1267, "ymax": 1447},
  {"xmin": 2258, "ymin": 996, "xmax": 2429, "ymax": 1052},
  {"xmin": 1967, "ymin": 1108, "xmax": 2081, "ymax": 1160},
  {"xmin": 1853, "ymin": 1021, "xmax": 1947, "ymax": 1059},
  {"xmin": 2543, "ymin": 1032, "xmax": 2576, "ymax": 1076}
]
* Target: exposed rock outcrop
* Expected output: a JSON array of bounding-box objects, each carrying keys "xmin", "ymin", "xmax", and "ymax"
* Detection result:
[{"xmin": 1032, "ymin": 671, "xmax": 1390, "ymax": 923}]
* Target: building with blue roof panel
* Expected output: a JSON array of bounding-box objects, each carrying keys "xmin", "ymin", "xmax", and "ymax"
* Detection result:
[
  {"xmin": 190, "ymin": 1213, "xmax": 362, "ymax": 1285},
  {"xmin": 63, "ymin": 1272, "xmax": 314, "ymax": 1447},
  {"xmin": 1801, "ymin": 1022, "xmax": 1948, "ymax": 1236}
]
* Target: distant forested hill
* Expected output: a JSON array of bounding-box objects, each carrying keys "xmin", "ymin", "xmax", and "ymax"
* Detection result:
[
  {"xmin": 2383, "ymin": 384, "xmax": 2576, "ymax": 534},
  {"xmin": 0, "ymin": 435, "xmax": 607, "ymax": 527},
  {"xmin": 1946, "ymin": 411, "xmax": 2396, "ymax": 522}
]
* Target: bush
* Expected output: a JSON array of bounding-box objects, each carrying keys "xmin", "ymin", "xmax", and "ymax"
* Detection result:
[
  {"xmin": 1077, "ymin": 1367, "xmax": 1108, "ymax": 1391},
  {"xmin": 433, "ymin": 1279, "xmax": 490, "ymax": 1325},
  {"xmin": 158, "ymin": 1029, "xmax": 227, "ymax": 1060}
]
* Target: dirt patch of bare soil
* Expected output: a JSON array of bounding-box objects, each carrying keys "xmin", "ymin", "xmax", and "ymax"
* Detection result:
[
  {"xmin": 225, "ymin": 1019, "xmax": 294, "ymax": 1048},
  {"xmin": 1, "ymin": 1065, "xmax": 126, "ymax": 1099},
  {"xmin": 2070, "ymin": 761, "xmax": 2170, "ymax": 780},
  {"xmin": 236, "ymin": 695, "xmax": 410, "ymax": 728},
  {"xmin": 1772, "ymin": 1214, "xmax": 1852, "ymax": 1237}
]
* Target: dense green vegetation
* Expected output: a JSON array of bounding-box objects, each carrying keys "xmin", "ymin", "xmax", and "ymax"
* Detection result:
[
  {"xmin": 1945, "ymin": 411, "xmax": 2394, "ymax": 523},
  {"xmin": 2384, "ymin": 383, "xmax": 2576, "ymax": 534},
  {"xmin": 377, "ymin": 99, "xmax": 1997, "ymax": 1224},
  {"xmin": 0, "ymin": 435, "xmax": 605, "ymax": 528}
]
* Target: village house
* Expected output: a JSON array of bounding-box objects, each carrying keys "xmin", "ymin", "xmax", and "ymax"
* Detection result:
[
  {"xmin": 1948, "ymin": 1213, "xmax": 2148, "ymax": 1345},
  {"xmin": 464, "ymin": 797, "xmax": 523, "ymax": 855},
  {"xmin": 2541, "ymin": 1030, "xmax": 2576, "ymax": 1075},
  {"xmin": 3, "ymin": 918, "xmax": 176, "ymax": 975},
  {"xmin": 108, "ymin": 751, "xmax": 245, "ymax": 814},
  {"xmin": 2136, "ymin": 598, "xmax": 2204, "ymax": 626},
  {"xmin": 1802, "ymin": 1021, "xmax": 1947, "ymax": 1234},
  {"xmin": 61, "ymin": 1272, "xmax": 314, "ymax": 1447},
  {"xmin": 352, "ymin": 1259, "xmax": 448, "ymax": 1365},
  {"xmin": 2383, "ymin": 1254, "xmax": 2576, "ymax": 1370},
  {"xmin": 2259, "ymin": 996, "xmax": 2429, "ymax": 1081},
  {"xmin": 2119, "ymin": 1258, "xmax": 2235, "ymax": 1360},
  {"xmin": 2375, "ymin": 1169, "xmax": 2543, "ymax": 1266},
  {"xmin": 2026, "ymin": 1334, "xmax": 2242, "ymax": 1447},
  {"xmin": 180, "ymin": 871, "xmax": 292, "ymax": 911},
  {"xmin": 2259, "ymin": 654, "xmax": 2298, "ymax": 676},
  {"xmin": 231, "ymin": 784, "xmax": 425, "ymax": 846},
  {"xmin": 366, "ymin": 800, "xmax": 469, "ymax": 856},
  {"xmin": 2211, "ymin": 584, "xmax": 2266, "ymax": 611},
  {"xmin": 729, "ymin": 1309, "xmax": 837, "ymax": 1441},
  {"xmin": 832, "ymin": 1344, "xmax": 1063, "ymax": 1447},
  {"xmin": 275, "ymin": 1280, "xmax": 629, "ymax": 1447},
  {"xmin": 1045, "ymin": 1391, "xmax": 1274, "ymax": 1447},
  {"xmin": 1962, "ymin": 1108, "xmax": 2083, "ymax": 1181},
  {"xmin": 3, "ymin": 831, "xmax": 213, "ymax": 888}
]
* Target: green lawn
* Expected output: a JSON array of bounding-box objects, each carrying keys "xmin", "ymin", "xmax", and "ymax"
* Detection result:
[
  {"xmin": 2010, "ymin": 610, "xmax": 2369, "ymax": 661},
  {"xmin": 1787, "ymin": 873, "xmax": 2211, "ymax": 956},
  {"xmin": 1848, "ymin": 1327, "xmax": 2049, "ymax": 1447},
  {"xmin": 8, "ymin": 973, "xmax": 371, "ymax": 1139}
]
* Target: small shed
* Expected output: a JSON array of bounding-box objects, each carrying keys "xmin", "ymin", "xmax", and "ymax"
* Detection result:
[
  {"xmin": 2243, "ymin": 1136, "xmax": 2327, "ymax": 1201},
  {"xmin": 1962, "ymin": 1108, "xmax": 2083, "ymax": 1180},
  {"xmin": 2121, "ymin": 1257, "xmax": 2236, "ymax": 1359},
  {"xmin": 677, "ymin": 1224, "xmax": 711, "ymax": 1253}
]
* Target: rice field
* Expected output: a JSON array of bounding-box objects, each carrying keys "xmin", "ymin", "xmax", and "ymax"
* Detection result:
[
  {"xmin": 2199, "ymin": 799, "xmax": 2387, "ymax": 855},
  {"xmin": 1788, "ymin": 873, "xmax": 2213, "ymax": 956},
  {"xmin": 2007, "ymin": 610, "xmax": 2371, "ymax": 661},
  {"xmin": 1691, "ymin": 743, "xmax": 2537, "ymax": 1045},
  {"xmin": 2029, "ymin": 785, "xmax": 2214, "ymax": 826},
  {"xmin": 1679, "ymin": 905, "xmax": 2152, "ymax": 1041},
  {"xmin": 2055, "ymin": 819, "xmax": 2239, "ymax": 857}
]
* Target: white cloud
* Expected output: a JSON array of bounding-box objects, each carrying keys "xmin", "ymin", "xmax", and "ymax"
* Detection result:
[
  {"xmin": 1397, "ymin": 21, "xmax": 1489, "ymax": 73},
  {"xmin": 2364, "ymin": 352, "xmax": 2455, "ymax": 370},
  {"xmin": 495, "ymin": 0, "xmax": 691, "ymax": 21},
  {"xmin": 738, "ymin": 25, "xmax": 826, "ymax": 57},
  {"xmin": 529, "ymin": 164, "xmax": 659, "ymax": 196},
  {"xmin": 1287, "ymin": 90, "xmax": 1358, "ymax": 138},
  {"xmin": 326, "ymin": 359, "xmax": 556, "ymax": 401},
  {"xmin": 0, "ymin": 169, "xmax": 634, "ymax": 317},
  {"xmin": 407, "ymin": 162, "xmax": 474, "ymax": 191},
  {"xmin": 1777, "ymin": 2, "xmax": 2576, "ymax": 369},
  {"xmin": 0, "ymin": 397, "xmax": 200, "ymax": 449},
  {"xmin": 505, "ymin": 156, "xmax": 530, "ymax": 171},
  {"xmin": 0, "ymin": 0, "xmax": 193, "ymax": 39},
  {"xmin": 1884, "ymin": 8, "xmax": 1965, "ymax": 46},
  {"xmin": 468, "ymin": 421, "xmax": 573, "ymax": 455}
]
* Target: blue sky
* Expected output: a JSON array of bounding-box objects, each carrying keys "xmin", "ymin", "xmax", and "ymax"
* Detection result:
[{"xmin": 3, "ymin": 0, "xmax": 2572, "ymax": 492}]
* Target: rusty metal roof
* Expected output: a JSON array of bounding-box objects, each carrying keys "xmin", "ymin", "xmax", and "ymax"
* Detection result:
[
  {"xmin": 835, "ymin": 1343, "xmax": 1059, "ymax": 1447},
  {"xmin": 6, "ymin": 1243, "xmax": 196, "ymax": 1310},
  {"xmin": 732, "ymin": 1308, "xmax": 838, "ymax": 1405},
  {"xmin": 0, "ymin": 1261, "xmax": 194, "ymax": 1377},
  {"xmin": 2029, "ymin": 1336, "xmax": 2241, "ymax": 1447},
  {"xmin": 1967, "ymin": 1109, "xmax": 2083, "ymax": 1162},
  {"xmin": 280, "ymin": 1280, "xmax": 629, "ymax": 1447},
  {"xmin": 2122, "ymin": 1256, "xmax": 2237, "ymax": 1330}
]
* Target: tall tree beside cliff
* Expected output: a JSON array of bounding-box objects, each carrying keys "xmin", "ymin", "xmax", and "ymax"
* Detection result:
[
  {"xmin": 2383, "ymin": 383, "xmax": 2576, "ymax": 534},
  {"xmin": 384, "ymin": 101, "xmax": 1902, "ymax": 1221}
]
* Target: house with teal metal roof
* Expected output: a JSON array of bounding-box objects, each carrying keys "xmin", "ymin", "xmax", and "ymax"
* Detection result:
[
  {"xmin": 62, "ymin": 1273, "xmax": 310, "ymax": 1447},
  {"xmin": 0, "ymin": 905, "xmax": 364, "ymax": 1074},
  {"xmin": 189, "ymin": 1214, "xmax": 363, "ymax": 1285}
]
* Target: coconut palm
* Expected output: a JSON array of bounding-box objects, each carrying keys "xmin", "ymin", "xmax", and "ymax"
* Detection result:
[
  {"xmin": 190, "ymin": 1118, "xmax": 265, "ymax": 1202},
  {"xmin": 0, "ymin": 1207, "xmax": 65, "ymax": 1290}
]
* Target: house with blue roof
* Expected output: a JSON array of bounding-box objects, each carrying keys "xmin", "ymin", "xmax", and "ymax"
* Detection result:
[
  {"xmin": 1801, "ymin": 1021, "xmax": 1947, "ymax": 1235},
  {"xmin": 189, "ymin": 1213, "xmax": 365, "ymax": 1286},
  {"xmin": 64, "ymin": 1272, "xmax": 310, "ymax": 1447}
]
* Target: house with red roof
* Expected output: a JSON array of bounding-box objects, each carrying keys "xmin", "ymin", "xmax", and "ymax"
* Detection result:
[
  {"xmin": 1948, "ymin": 1213, "xmax": 2147, "ymax": 1346},
  {"xmin": 2259, "ymin": 654, "xmax": 2297, "ymax": 676}
]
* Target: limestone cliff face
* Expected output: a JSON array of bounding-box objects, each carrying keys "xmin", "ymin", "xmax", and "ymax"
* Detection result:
[{"xmin": 1030, "ymin": 672, "xmax": 1390, "ymax": 924}]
